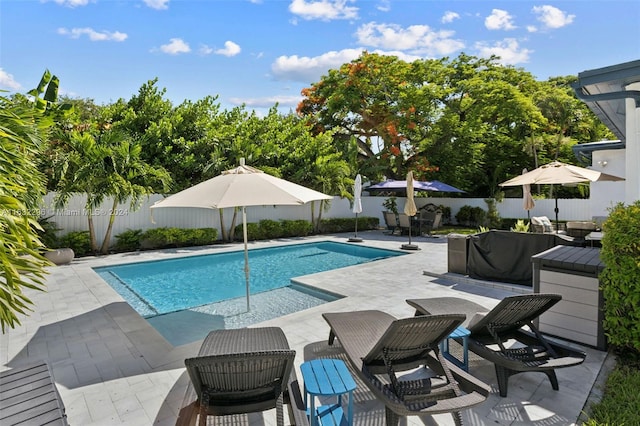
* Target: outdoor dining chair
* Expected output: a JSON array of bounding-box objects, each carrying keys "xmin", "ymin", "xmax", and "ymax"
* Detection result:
[{"xmin": 182, "ymin": 327, "xmax": 300, "ymax": 426}]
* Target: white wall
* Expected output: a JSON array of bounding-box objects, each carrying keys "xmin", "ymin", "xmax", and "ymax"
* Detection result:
[
  {"xmin": 590, "ymin": 149, "xmax": 626, "ymax": 217},
  {"xmin": 42, "ymin": 192, "xmax": 603, "ymax": 246},
  {"xmin": 626, "ymin": 82, "xmax": 640, "ymax": 204}
]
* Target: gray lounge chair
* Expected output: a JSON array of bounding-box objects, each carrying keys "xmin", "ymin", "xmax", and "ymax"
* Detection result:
[
  {"xmin": 182, "ymin": 327, "xmax": 304, "ymax": 426},
  {"xmin": 406, "ymin": 294, "xmax": 587, "ymax": 397},
  {"xmin": 0, "ymin": 362, "xmax": 68, "ymax": 426},
  {"xmin": 322, "ymin": 310, "xmax": 490, "ymax": 426}
]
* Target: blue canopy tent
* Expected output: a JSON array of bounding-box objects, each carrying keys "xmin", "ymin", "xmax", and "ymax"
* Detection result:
[{"xmin": 367, "ymin": 179, "xmax": 465, "ymax": 193}]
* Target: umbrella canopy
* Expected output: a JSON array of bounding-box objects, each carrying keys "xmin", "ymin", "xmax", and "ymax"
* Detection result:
[
  {"xmin": 150, "ymin": 160, "xmax": 332, "ymax": 311},
  {"xmin": 402, "ymin": 171, "xmax": 418, "ymax": 250},
  {"xmin": 404, "ymin": 173, "xmax": 417, "ymax": 217},
  {"xmin": 151, "ymin": 163, "xmax": 331, "ymax": 209},
  {"xmin": 349, "ymin": 174, "xmax": 363, "ymax": 242},
  {"xmin": 522, "ymin": 168, "xmax": 535, "ymax": 216},
  {"xmin": 352, "ymin": 174, "xmax": 363, "ymax": 215},
  {"xmin": 500, "ymin": 161, "xmax": 624, "ymax": 186},
  {"xmin": 367, "ymin": 179, "xmax": 465, "ymax": 193},
  {"xmin": 500, "ymin": 161, "xmax": 624, "ymax": 226}
]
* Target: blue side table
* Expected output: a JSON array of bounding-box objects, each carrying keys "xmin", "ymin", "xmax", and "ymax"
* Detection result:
[
  {"xmin": 300, "ymin": 358, "xmax": 356, "ymax": 426},
  {"xmin": 439, "ymin": 326, "xmax": 471, "ymax": 371}
]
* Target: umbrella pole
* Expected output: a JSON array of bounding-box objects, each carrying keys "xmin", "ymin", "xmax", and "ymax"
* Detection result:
[
  {"xmin": 554, "ymin": 197, "xmax": 559, "ymax": 231},
  {"xmin": 348, "ymin": 213, "xmax": 363, "ymax": 242},
  {"xmin": 354, "ymin": 213, "xmax": 359, "ymax": 238},
  {"xmin": 242, "ymin": 206, "xmax": 250, "ymax": 312}
]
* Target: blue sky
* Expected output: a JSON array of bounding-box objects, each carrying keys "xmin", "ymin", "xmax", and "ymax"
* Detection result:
[{"xmin": 1, "ymin": 1, "xmax": 639, "ymax": 114}]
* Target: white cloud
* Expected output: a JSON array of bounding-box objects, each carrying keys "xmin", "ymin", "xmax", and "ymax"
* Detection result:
[
  {"xmin": 143, "ymin": 0, "xmax": 169, "ymax": 10},
  {"xmin": 475, "ymin": 38, "xmax": 532, "ymax": 65},
  {"xmin": 272, "ymin": 48, "xmax": 362, "ymax": 82},
  {"xmin": 228, "ymin": 95, "xmax": 302, "ymax": 108},
  {"xmin": 527, "ymin": 25, "xmax": 538, "ymax": 33},
  {"xmin": 215, "ymin": 41, "xmax": 241, "ymax": 57},
  {"xmin": 159, "ymin": 38, "xmax": 191, "ymax": 55},
  {"xmin": 376, "ymin": 0, "xmax": 391, "ymax": 12},
  {"xmin": 356, "ymin": 22, "xmax": 464, "ymax": 55},
  {"xmin": 0, "ymin": 68, "xmax": 21, "ymax": 90},
  {"xmin": 271, "ymin": 48, "xmax": 423, "ymax": 83},
  {"xmin": 57, "ymin": 27, "xmax": 128, "ymax": 42},
  {"xmin": 289, "ymin": 0, "xmax": 358, "ymax": 21},
  {"xmin": 48, "ymin": 0, "xmax": 91, "ymax": 7},
  {"xmin": 441, "ymin": 11, "xmax": 460, "ymax": 24},
  {"xmin": 532, "ymin": 5, "xmax": 575, "ymax": 29},
  {"xmin": 199, "ymin": 45, "xmax": 214, "ymax": 55},
  {"xmin": 485, "ymin": 9, "xmax": 516, "ymax": 31}
]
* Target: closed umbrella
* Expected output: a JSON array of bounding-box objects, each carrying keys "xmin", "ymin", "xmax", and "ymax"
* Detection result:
[
  {"xmin": 402, "ymin": 171, "xmax": 419, "ymax": 250},
  {"xmin": 522, "ymin": 168, "xmax": 535, "ymax": 219},
  {"xmin": 500, "ymin": 161, "xmax": 624, "ymax": 228},
  {"xmin": 150, "ymin": 159, "xmax": 332, "ymax": 311},
  {"xmin": 348, "ymin": 174, "xmax": 364, "ymax": 242}
]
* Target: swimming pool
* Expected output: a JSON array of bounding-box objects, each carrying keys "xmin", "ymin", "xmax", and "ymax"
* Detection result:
[{"xmin": 95, "ymin": 241, "xmax": 404, "ymax": 318}]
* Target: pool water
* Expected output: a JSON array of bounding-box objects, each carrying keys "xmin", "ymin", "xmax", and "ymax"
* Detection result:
[{"xmin": 95, "ymin": 241, "xmax": 404, "ymax": 318}]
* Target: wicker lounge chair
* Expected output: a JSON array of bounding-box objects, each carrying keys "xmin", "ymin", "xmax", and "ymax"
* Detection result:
[
  {"xmin": 406, "ymin": 294, "xmax": 587, "ymax": 397},
  {"xmin": 181, "ymin": 327, "xmax": 304, "ymax": 426},
  {"xmin": 322, "ymin": 310, "xmax": 490, "ymax": 426}
]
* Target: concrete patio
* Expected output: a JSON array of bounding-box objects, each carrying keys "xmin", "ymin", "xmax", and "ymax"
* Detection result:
[{"xmin": 0, "ymin": 230, "xmax": 608, "ymax": 425}]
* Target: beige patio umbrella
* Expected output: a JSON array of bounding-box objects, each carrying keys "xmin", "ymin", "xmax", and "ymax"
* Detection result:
[
  {"xmin": 348, "ymin": 174, "xmax": 364, "ymax": 242},
  {"xmin": 500, "ymin": 161, "xmax": 624, "ymax": 228},
  {"xmin": 150, "ymin": 159, "xmax": 332, "ymax": 311},
  {"xmin": 522, "ymin": 168, "xmax": 535, "ymax": 219},
  {"xmin": 402, "ymin": 171, "xmax": 419, "ymax": 250}
]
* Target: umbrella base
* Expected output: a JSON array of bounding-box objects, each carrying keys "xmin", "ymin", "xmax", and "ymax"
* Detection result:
[
  {"xmin": 401, "ymin": 243, "xmax": 420, "ymax": 251},
  {"xmin": 347, "ymin": 237, "xmax": 363, "ymax": 243}
]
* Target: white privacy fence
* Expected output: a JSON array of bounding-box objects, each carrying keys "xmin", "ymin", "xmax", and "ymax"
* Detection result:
[{"xmin": 41, "ymin": 192, "xmax": 598, "ymax": 246}]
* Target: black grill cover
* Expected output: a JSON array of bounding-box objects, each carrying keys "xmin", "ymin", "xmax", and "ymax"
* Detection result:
[{"xmin": 467, "ymin": 230, "xmax": 583, "ymax": 286}]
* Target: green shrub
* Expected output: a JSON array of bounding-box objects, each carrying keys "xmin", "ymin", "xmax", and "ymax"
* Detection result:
[
  {"xmin": 599, "ymin": 201, "xmax": 640, "ymax": 353},
  {"xmin": 455, "ymin": 205, "xmax": 486, "ymax": 227},
  {"xmin": 319, "ymin": 217, "xmax": 379, "ymax": 233},
  {"xmin": 59, "ymin": 231, "xmax": 92, "ymax": 256},
  {"xmin": 114, "ymin": 229, "xmax": 143, "ymax": 252},
  {"xmin": 181, "ymin": 228, "xmax": 217, "ymax": 246},
  {"xmin": 235, "ymin": 222, "xmax": 264, "ymax": 241},
  {"xmin": 382, "ymin": 197, "xmax": 398, "ymax": 214},
  {"xmin": 141, "ymin": 227, "xmax": 217, "ymax": 249},
  {"xmin": 484, "ymin": 197, "xmax": 502, "ymax": 228},
  {"xmin": 258, "ymin": 219, "xmax": 282, "ymax": 239},
  {"xmin": 455, "ymin": 205, "xmax": 472, "ymax": 225},
  {"xmin": 281, "ymin": 220, "xmax": 313, "ymax": 237},
  {"xmin": 438, "ymin": 205, "xmax": 452, "ymax": 224},
  {"xmin": 510, "ymin": 219, "xmax": 530, "ymax": 233},
  {"xmin": 141, "ymin": 227, "xmax": 180, "ymax": 248}
]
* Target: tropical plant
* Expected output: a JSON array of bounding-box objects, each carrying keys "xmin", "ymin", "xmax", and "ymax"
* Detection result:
[
  {"xmin": 51, "ymin": 128, "xmax": 172, "ymax": 254},
  {"xmin": 382, "ymin": 197, "xmax": 399, "ymax": 215},
  {"xmin": 510, "ymin": 219, "xmax": 530, "ymax": 233},
  {"xmin": 0, "ymin": 73, "xmax": 56, "ymax": 331}
]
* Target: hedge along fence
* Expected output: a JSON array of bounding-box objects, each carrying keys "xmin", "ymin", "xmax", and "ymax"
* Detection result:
[
  {"xmin": 599, "ymin": 201, "xmax": 640, "ymax": 353},
  {"xmin": 41, "ymin": 192, "xmax": 595, "ymax": 247},
  {"xmin": 57, "ymin": 216, "xmax": 380, "ymax": 257}
]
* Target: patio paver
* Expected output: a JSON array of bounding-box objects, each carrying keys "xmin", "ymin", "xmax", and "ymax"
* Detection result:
[{"xmin": 0, "ymin": 230, "xmax": 606, "ymax": 425}]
